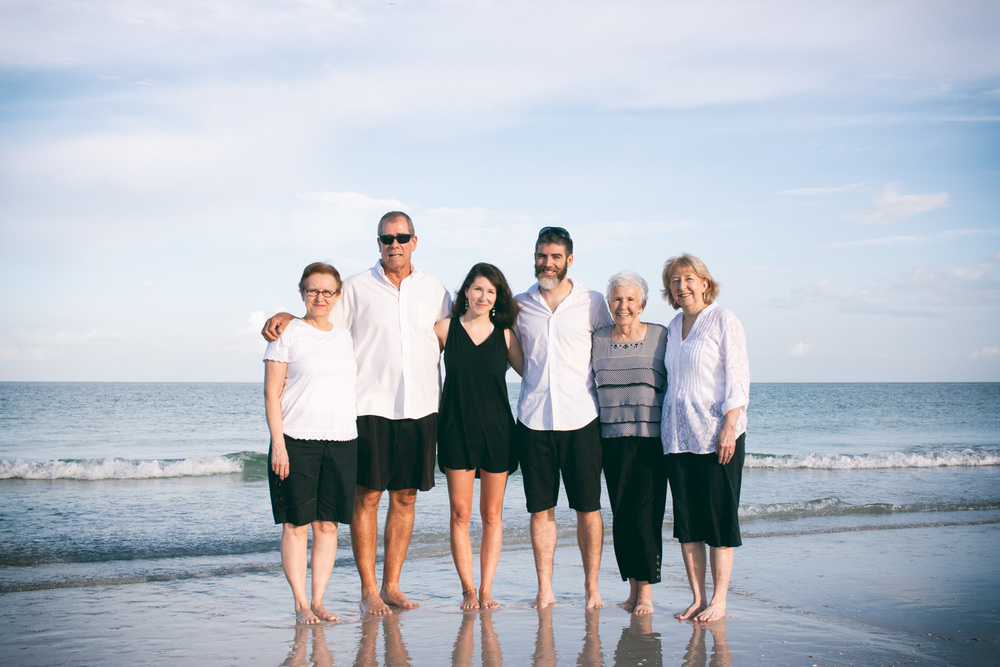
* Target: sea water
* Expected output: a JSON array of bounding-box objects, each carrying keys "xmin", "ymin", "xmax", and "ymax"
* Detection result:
[{"xmin": 2, "ymin": 382, "xmax": 999, "ymax": 594}]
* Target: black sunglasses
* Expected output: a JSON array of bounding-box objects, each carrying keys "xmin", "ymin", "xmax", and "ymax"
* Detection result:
[
  {"xmin": 378, "ymin": 233, "xmax": 413, "ymax": 245},
  {"xmin": 538, "ymin": 226, "xmax": 572, "ymax": 241}
]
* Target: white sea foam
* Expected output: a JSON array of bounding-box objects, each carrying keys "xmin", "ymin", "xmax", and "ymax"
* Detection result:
[
  {"xmin": 0, "ymin": 456, "xmax": 244, "ymax": 480},
  {"xmin": 746, "ymin": 449, "xmax": 1000, "ymax": 470}
]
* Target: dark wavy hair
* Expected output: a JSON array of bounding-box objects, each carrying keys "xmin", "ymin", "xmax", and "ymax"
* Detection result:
[{"xmin": 451, "ymin": 262, "xmax": 520, "ymax": 329}]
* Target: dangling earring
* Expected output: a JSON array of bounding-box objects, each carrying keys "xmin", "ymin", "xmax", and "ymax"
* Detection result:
[{"xmin": 490, "ymin": 307, "xmax": 496, "ymax": 318}]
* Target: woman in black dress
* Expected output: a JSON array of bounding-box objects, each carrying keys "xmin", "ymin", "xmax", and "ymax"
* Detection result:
[{"xmin": 434, "ymin": 263, "xmax": 524, "ymax": 609}]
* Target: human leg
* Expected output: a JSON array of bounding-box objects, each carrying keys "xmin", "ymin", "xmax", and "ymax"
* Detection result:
[
  {"xmin": 352, "ymin": 485, "xmax": 389, "ymax": 615},
  {"xmin": 281, "ymin": 523, "xmax": 319, "ymax": 624},
  {"xmin": 577, "ymin": 509, "xmax": 604, "ymax": 609},
  {"xmin": 676, "ymin": 541, "xmax": 708, "ymax": 620},
  {"xmin": 308, "ymin": 520, "xmax": 339, "ymax": 621},
  {"xmin": 445, "ymin": 467, "xmax": 479, "ymax": 609},
  {"xmin": 478, "ymin": 470, "xmax": 508, "ymax": 609},
  {"xmin": 693, "ymin": 546, "xmax": 733, "ymax": 622},
  {"xmin": 529, "ymin": 508, "xmax": 557, "ymax": 609},
  {"xmin": 382, "ymin": 487, "xmax": 419, "ymax": 609}
]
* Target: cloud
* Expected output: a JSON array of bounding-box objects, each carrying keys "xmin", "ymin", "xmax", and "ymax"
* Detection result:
[
  {"xmin": 822, "ymin": 228, "xmax": 1000, "ymax": 251},
  {"xmin": 970, "ymin": 347, "xmax": 1000, "ymax": 360},
  {"xmin": 0, "ymin": 329, "xmax": 127, "ymax": 361},
  {"xmin": 788, "ymin": 342, "xmax": 812, "ymax": 357},
  {"xmin": 779, "ymin": 183, "xmax": 870, "ymax": 196},
  {"xmin": 845, "ymin": 183, "xmax": 949, "ymax": 225}
]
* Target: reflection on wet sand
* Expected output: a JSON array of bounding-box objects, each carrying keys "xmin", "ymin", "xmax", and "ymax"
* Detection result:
[
  {"xmin": 451, "ymin": 609, "xmax": 505, "ymax": 666},
  {"xmin": 613, "ymin": 610, "xmax": 663, "ymax": 665},
  {"xmin": 354, "ymin": 614, "xmax": 412, "ymax": 667},
  {"xmin": 681, "ymin": 619, "xmax": 732, "ymax": 667},
  {"xmin": 281, "ymin": 624, "xmax": 334, "ymax": 667}
]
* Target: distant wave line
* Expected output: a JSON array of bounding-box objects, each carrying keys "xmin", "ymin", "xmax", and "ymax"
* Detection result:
[
  {"xmin": 745, "ymin": 449, "xmax": 1000, "ymax": 469},
  {"xmin": 3, "ymin": 446, "xmax": 999, "ymax": 480}
]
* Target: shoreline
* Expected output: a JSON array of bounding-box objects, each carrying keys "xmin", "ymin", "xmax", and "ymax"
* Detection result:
[{"xmin": 2, "ymin": 522, "xmax": 997, "ymax": 665}]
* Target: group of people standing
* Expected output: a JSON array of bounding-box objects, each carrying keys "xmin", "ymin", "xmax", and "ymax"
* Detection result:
[{"xmin": 260, "ymin": 211, "xmax": 749, "ymax": 625}]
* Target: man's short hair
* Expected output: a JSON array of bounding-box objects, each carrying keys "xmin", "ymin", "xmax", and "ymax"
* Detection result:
[
  {"xmin": 535, "ymin": 225, "xmax": 573, "ymax": 255},
  {"xmin": 378, "ymin": 211, "xmax": 415, "ymax": 236}
]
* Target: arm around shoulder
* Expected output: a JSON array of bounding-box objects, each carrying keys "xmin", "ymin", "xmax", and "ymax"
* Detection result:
[{"xmin": 261, "ymin": 312, "xmax": 296, "ymax": 342}]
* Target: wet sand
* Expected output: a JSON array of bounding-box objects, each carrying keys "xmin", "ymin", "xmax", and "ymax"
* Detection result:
[{"xmin": 1, "ymin": 522, "xmax": 997, "ymax": 665}]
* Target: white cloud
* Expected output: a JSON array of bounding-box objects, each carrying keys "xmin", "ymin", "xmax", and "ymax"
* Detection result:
[
  {"xmin": 0, "ymin": 329, "xmax": 127, "ymax": 361},
  {"xmin": 845, "ymin": 183, "xmax": 949, "ymax": 225},
  {"xmin": 779, "ymin": 183, "xmax": 870, "ymax": 196},
  {"xmin": 970, "ymin": 347, "xmax": 1000, "ymax": 359},
  {"xmin": 789, "ymin": 342, "xmax": 812, "ymax": 357}
]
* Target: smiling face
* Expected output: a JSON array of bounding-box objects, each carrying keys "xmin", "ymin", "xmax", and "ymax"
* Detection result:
[
  {"xmin": 669, "ymin": 269, "xmax": 710, "ymax": 313},
  {"xmin": 608, "ymin": 284, "xmax": 645, "ymax": 328},
  {"xmin": 300, "ymin": 272, "xmax": 341, "ymax": 320},
  {"xmin": 377, "ymin": 215, "xmax": 417, "ymax": 274},
  {"xmin": 534, "ymin": 241, "xmax": 572, "ymax": 290},
  {"xmin": 464, "ymin": 275, "xmax": 497, "ymax": 318}
]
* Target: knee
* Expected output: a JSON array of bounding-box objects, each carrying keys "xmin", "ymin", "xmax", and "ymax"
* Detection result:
[
  {"xmin": 356, "ymin": 488, "xmax": 382, "ymax": 511},
  {"xmin": 480, "ymin": 504, "xmax": 503, "ymax": 528},
  {"xmin": 390, "ymin": 489, "xmax": 417, "ymax": 509},
  {"xmin": 284, "ymin": 523, "xmax": 310, "ymax": 538},
  {"xmin": 312, "ymin": 520, "xmax": 339, "ymax": 536},
  {"xmin": 451, "ymin": 505, "xmax": 472, "ymax": 526}
]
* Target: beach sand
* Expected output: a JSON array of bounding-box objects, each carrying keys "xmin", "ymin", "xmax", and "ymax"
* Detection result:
[{"xmin": 2, "ymin": 522, "xmax": 997, "ymax": 666}]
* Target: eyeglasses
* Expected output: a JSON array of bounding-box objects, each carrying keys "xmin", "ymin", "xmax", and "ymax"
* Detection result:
[
  {"xmin": 303, "ymin": 289, "xmax": 340, "ymax": 298},
  {"xmin": 378, "ymin": 233, "xmax": 413, "ymax": 245},
  {"xmin": 538, "ymin": 226, "xmax": 572, "ymax": 241}
]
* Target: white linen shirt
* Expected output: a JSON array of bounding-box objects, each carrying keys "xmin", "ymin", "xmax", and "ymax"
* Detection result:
[
  {"xmin": 332, "ymin": 261, "xmax": 451, "ymax": 420},
  {"xmin": 660, "ymin": 303, "xmax": 750, "ymax": 455},
  {"xmin": 514, "ymin": 281, "xmax": 613, "ymax": 431},
  {"xmin": 262, "ymin": 318, "xmax": 358, "ymax": 441}
]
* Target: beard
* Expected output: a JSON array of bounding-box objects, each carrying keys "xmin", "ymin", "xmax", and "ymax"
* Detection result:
[{"xmin": 535, "ymin": 262, "xmax": 567, "ymax": 290}]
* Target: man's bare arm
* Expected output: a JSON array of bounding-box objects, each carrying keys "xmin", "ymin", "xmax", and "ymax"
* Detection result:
[{"xmin": 261, "ymin": 312, "xmax": 295, "ymax": 342}]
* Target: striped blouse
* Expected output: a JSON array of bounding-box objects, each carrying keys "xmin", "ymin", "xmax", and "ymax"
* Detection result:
[{"xmin": 591, "ymin": 323, "xmax": 668, "ymax": 439}]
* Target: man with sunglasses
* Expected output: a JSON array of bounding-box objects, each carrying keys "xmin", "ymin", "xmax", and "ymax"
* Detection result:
[
  {"xmin": 513, "ymin": 226, "xmax": 613, "ymax": 609},
  {"xmin": 263, "ymin": 211, "xmax": 451, "ymax": 616}
]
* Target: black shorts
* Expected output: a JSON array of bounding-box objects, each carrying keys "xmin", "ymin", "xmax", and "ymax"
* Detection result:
[
  {"xmin": 356, "ymin": 414, "xmax": 438, "ymax": 492},
  {"xmin": 268, "ymin": 435, "xmax": 357, "ymax": 526},
  {"xmin": 517, "ymin": 419, "xmax": 603, "ymax": 513},
  {"xmin": 664, "ymin": 433, "xmax": 745, "ymax": 548}
]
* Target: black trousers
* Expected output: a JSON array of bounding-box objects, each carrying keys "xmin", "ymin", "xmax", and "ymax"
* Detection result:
[{"xmin": 602, "ymin": 436, "xmax": 668, "ymax": 583}]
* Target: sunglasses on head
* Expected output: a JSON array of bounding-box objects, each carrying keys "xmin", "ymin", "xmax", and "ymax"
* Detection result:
[
  {"xmin": 378, "ymin": 233, "xmax": 413, "ymax": 245},
  {"xmin": 538, "ymin": 226, "xmax": 572, "ymax": 241}
]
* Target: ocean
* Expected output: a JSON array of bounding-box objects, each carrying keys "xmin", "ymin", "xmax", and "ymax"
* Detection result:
[{"xmin": 2, "ymin": 381, "xmax": 999, "ymax": 597}]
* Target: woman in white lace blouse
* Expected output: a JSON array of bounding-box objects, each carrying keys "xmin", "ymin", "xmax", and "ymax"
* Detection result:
[{"xmin": 660, "ymin": 253, "xmax": 749, "ymax": 623}]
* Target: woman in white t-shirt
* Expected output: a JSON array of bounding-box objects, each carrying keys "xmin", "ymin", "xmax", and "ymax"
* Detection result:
[
  {"xmin": 264, "ymin": 262, "xmax": 358, "ymax": 625},
  {"xmin": 660, "ymin": 253, "xmax": 749, "ymax": 623}
]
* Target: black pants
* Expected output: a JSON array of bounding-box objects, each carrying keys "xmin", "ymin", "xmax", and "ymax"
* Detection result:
[{"xmin": 602, "ymin": 436, "xmax": 667, "ymax": 583}]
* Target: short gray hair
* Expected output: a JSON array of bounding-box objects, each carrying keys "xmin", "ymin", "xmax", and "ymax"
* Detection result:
[{"xmin": 606, "ymin": 271, "xmax": 648, "ymax": 308}]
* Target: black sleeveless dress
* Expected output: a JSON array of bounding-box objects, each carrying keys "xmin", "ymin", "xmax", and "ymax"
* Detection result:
[{"xmin": 437, "ymin": 317, "xmax": 517, "ymax": 474}]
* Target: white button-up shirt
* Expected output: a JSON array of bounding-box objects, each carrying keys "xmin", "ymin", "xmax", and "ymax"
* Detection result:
[
  {"xmin": 514, "ymin": 281, "xmax": 613, "ymax": 431},
  {"xmin": 660, "ymin": 303, "xmax": 749, "ymax": 455},
  {"xmin": 333, "ymin": 261, "xmax": 451, "ymax": 420}
]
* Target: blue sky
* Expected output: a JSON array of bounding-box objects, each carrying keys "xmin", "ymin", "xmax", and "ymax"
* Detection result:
[{"xmin": 1, "ymin": 0, "xmax": 998, "ymax": 382}]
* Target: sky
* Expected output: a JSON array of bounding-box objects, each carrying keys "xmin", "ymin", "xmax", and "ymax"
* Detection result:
[{"xmin": 1, "ymin": 0, "xmax": 998, "ymax": 383}]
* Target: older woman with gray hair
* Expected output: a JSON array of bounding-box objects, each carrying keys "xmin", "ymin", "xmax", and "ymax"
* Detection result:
[{"xmin": 591, "ymin": 271, "xmax": 668, "ymax": 614}]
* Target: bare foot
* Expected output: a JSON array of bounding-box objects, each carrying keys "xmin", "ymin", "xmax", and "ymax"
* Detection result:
[
  {"xmin": 360, "ymin": 591, "xmax": 393, "ymax": 616},
  {"xmin": 675, "ymin": 601, "xmax": 706, "ymax": 620},
  {"xmin": 460, "ymin": 589, "xmax": 480, "ymax": 610},
  {"xmin": 479, "ymin": 595, "xmax": 499, "ymax": 610},
  {"xmin": 693, "ymin": 602, "xmax": 726, "ymax": 622},
  {"xmin": 381, "ymin": 585, "xmax": 420, "ymax": 610},
  {"xmin": 584, "ymin": 590, "xmax": 604, "ymax": 610},
  {"xmin": 619, "ymin": 596, "xmax": 637, "ymax": 613},
  {"xmin": 633, "ymin": 599, "xmax": 654, "ymax": 615},
  {"xmin": 295, "ymin": 607, "xmax": 321, "ymax": 624},
  {"xmin": 310, "ymin": 603, "xmax": 340, "ymax": 622},
  {"xmin": 532, "ymin": 591, "xmax": 556, "ymax": 609}
]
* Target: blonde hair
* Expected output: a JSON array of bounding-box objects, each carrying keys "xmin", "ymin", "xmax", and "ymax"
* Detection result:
[{"xmin": 661, "ymin": 253, "xmax": 719, "ymax": 310}]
